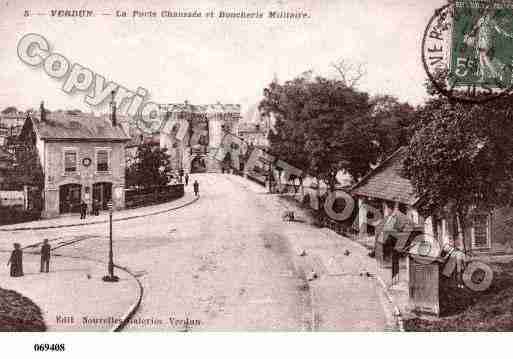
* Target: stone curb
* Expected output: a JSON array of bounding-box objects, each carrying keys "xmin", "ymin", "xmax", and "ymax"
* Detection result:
[
  {"xmin": 0, "ymin": 196, "xmax": 200, "ymax": 232},
  {"xmin": 275, "ymin": 193, "xmax": 405, "ymax": 332},
  {"xmin": 375, "ymin": 274, "xmax": 405, "ymax": 332},
  {"xmin": 318, "ymin": 225, "xmax": 405, "ymax": 331},
  {"xmin": 20, "ymin": 251, "xmax": 143, "ymax": 332},
  {"xmin": 112, "ymin": 264, "xmax": 144, "ymax": 332}
]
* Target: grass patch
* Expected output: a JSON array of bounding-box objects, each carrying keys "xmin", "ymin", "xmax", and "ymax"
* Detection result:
[
  {"xmin": 405, "ymin": 262, "xmax": 513, "ymax": 331},
  {"xmin": 0, "ymin": 287, "xmax": 46, "ymax": 331}
]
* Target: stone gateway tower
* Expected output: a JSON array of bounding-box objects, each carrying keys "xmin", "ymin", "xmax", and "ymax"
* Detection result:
[{"xmin": 159, "ymin": 102, "xmax": 240, "ymax": 173}]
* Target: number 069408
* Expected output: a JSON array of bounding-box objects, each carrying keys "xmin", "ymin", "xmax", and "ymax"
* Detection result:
[{"xmin": 33, "ymin": 343, "xmax": 66, "ymax": 351}]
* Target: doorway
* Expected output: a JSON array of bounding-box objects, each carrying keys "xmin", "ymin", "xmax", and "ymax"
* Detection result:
[
  {"xmin": 93, "ymin": 182, "xmax": 112, "ymax": 210},
  {"xmin": 190, "ymin": 156, "xmax": 207, "ymax": 173},
  {"xmin": 59, "ymin": 184, "xmax": 82, "ymax": 214}
]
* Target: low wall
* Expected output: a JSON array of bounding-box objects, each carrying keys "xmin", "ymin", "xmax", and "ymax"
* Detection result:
[
  {"xmin": 0, "ymin": 206, "xmax": 41, "ymax": 225},
  {"xmin": 125, "ymin": 184, "xmax": 184, "ymax": 209}
]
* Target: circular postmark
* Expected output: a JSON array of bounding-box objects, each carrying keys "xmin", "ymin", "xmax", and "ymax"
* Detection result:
[{"xmin": 422, "ymin": 0, "xmax": 513, "ymax": 103}]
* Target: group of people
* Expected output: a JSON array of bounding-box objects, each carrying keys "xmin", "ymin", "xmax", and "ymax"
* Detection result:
[
  {"xmin": 80, "ymin": 200, "xmax": 101, "ymax": 219},
  {"xmin": 7, "ymin": 239, "xmax": 51, "ymax": 277}
]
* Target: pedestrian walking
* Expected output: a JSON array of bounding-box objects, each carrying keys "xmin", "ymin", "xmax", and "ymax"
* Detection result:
[
  {"xmin": 185, "ymin": 173, "xmax": 189, "ymax": 186},
  {"xmin": 7, "ymin": 243, "xmax": 23, "ymax": 277},
  {"xmin": 193, "ymin": 180, "xmax": 199, "ymax": 197},
  {"xmin": 40, "ymin": 239, "xmax": 51, "ymax": 273},
  {"xmin": 80, "ymin": 201, "xmax": 88, "ymax": 219}
]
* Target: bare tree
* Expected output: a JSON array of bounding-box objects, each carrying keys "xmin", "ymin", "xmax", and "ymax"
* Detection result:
[{"xmin": 330, "ymin": 58, "xmax": 367, "ymax": 88}]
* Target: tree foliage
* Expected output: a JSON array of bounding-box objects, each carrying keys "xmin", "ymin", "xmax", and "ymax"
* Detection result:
[
  {"xmin": 260, "ymin": 74, "xmax": 378, "ymax": 188},
  {"xmin": 369, "ymin": 95, "xmax": 416, "ymax": 159},
  {"xmin": 125, "ymin": 144, "xmax": 173, "ymax": 189},
  {"xmin": 3, "ymin": 145, "xmax": 44, "ymax": 190},
  {"xmin": 403, "ymin": 94, "xmax": 513, "ymax": 235}
]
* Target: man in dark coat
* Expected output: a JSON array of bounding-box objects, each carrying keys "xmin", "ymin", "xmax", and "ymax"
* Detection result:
[
  {"xmin": 7, "ymin": 243, "xmax": 23, "ymax": 277},
  {"xmin": 80, "ymin": 201, "xmax": 87, "ymax": 219},
  {"xmin": 185, "ymin": 173, "xmax": 189, "ymax": 186},
  {"xmin": 193, "ymin": 180, "xmax": 199, "ymax": 197},
  {"xmin": 40, "ymin": 239, "xmax": 51, "ymax": 273}
]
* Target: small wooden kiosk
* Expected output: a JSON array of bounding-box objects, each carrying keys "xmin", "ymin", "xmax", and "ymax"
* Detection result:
[
  {"xmin": 408, "ymin": 253, "xmax": 442, "ymax": 316},
  {"xmin": 407, "ymin": 240, "xmax": 461, "ymax": 317}
]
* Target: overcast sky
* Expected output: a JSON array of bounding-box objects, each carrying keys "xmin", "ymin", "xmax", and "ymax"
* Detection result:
[{"xmin": 0, "ymin": 0, "xmax": 446, "ymax": 115}]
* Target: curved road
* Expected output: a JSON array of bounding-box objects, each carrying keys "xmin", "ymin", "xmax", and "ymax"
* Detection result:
[{"xmin": 1, "ymin": 173, "xmax": 389, "ymax": 331}]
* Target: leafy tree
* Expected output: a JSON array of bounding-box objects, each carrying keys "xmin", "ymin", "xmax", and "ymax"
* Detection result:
[
  {"xmin": 259, "ymin": 76, "xmax": 311, "ymax": 173},
  {"xmin": 126, "ymin": 144, "xmax": 173, "ymax": 189},
  {"xmin": 260, "ymin": 74, "xmax": 377, "ymax": 189},
  {"xmin": 3, "ymin": 144, "xmax": 44, "ymax": 190},
  {"xmin": 403, "ymin": 94, "xmax": 513, "ymax": 252},
  {"xmin": 304, "ymin": 78, "xmax": 376, "ymax": 188},
  {"xmin": 369, "ymin": 95, "xmax": 416, "ymax": 160}
]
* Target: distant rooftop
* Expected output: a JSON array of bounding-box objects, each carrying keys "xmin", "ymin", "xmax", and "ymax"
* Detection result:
[
  {"xmin": 351, "ymin": 147, "xmax": 418, "ymax": 205},
  {"xmin": 30, "ymin": 113, "xmax": 130, "ymax": 142},
  {"xmin": 162, "ymin": 103, "xmax": 241, "ymax": 113}
]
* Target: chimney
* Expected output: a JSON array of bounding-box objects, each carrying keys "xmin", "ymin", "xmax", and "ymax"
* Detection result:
[
  {"xmin": 40, "ymin": 101, "xmax": 46, "ymax": 122},
  {"xmin": 110, "ymin": 90, "xmax": 117, "ymax": 127}
]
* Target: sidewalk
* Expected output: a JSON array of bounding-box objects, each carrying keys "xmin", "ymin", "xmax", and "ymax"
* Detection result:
[
  {"xmin": 375, "ymin": 259, "xmax": 410, "ymax": 324},
  {"xmin": 283, "ymin": 222, "xmax": 396, "ymax": 330},
  {"xmin": 0, "ymin": 192, "xmax": 197, "ymax": 232},
  {"xmin": 0, "ymin": 253, "xmax": 140, "ymax": 331}
]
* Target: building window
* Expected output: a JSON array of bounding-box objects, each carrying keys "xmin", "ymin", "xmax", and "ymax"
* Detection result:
[
  {"xmin": 471, "ymin": 213, "xmax": 491, "ymax": 250},
  {"xmin": 63, "ymin": 149, "xmax": 78, "ymax": 174},
  {"xmin": 96, "ymin": 148, "xmax": 111, "ymax": 173}
]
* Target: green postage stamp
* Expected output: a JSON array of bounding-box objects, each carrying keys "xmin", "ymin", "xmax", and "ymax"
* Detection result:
[{"xmin": 451, "ymin": 0, "xmax": 513, "ymax": 89}]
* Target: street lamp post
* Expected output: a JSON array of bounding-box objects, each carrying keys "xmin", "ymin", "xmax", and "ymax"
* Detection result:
[{"xmin": 102, "ymin": 201, "xmax": 119, "ymax": 282}]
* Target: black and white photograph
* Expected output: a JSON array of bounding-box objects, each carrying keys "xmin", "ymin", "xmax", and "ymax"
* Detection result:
[{"xmin": 0, "ymin": 0, "xmax": 512, "ymax": 356}]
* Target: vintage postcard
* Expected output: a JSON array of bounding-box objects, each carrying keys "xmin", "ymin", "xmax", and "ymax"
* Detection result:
[{"xmin": 1, "ymin": 0, "xmax": 513, "ymax": 347}]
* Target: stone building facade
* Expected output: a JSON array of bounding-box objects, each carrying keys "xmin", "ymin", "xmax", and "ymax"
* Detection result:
[
  {"xmin": 238, "ymin": 122, "xmax": 270, "ymax": 148},
  {"xmin": 159, "ymin": 102, "xmax": 240, "ymax": 173},
  {"xmin": 20, "ymin": 104, "xmax": 130, "ymax": 218}
]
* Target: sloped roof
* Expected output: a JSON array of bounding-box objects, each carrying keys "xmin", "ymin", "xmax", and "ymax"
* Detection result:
[
  {"xmin": 31, "ymin": 113, "xmax": 130, "ymax": 141},
  {"xmin": 351, "ymin": 147, "xmax": 418, "ymax": 205}
]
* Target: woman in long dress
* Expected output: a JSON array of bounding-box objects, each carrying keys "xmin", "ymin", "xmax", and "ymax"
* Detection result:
[
  {"xmin": 7, "ymin": 243, "xmax": 23, "ymax": 277},
  {"xmin": 464, "ymin": 10, "xmax": 513, "ymax": 84}
]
